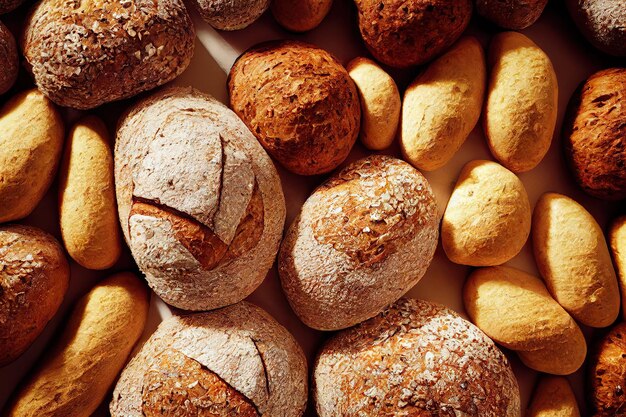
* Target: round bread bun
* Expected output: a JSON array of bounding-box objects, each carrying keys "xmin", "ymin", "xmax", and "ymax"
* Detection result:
[
  {"xmin": 115, "ymin": 86, "xmax": 286, "ymax": 311},
  {"xmin": 354, "ymin": 0, "xmax": 473, "ymax": 68},
  {"xmin": 21, "ymin": 0, "xmax": 195, "ymax": 109},
  {"xmin": 566, "ymin": 0, "xmax": 626, "ymax": 56},
  {"xmin": 192, "ymin": 0, "xmax": 270, "ymax": 30},
  {"xmin": 279, "ymin": 155, "xmax": 438, "ymax": 330},
  {"xmin": 111, "ymin": 301, "xmax": 308, "ymax": 417},
  {"xmin": 228, "ymin": 40, "xmax": 360, "ymax": 175},
  {"xmin": 588, "ymin": 322, "xmax": 626, "ymax": 415},
  {"xmin": 564, "ymin": 68, "xmax": 626, "ymax": 200},
  {"xmin": 0, "ymin": 21, "xmax": 17, "ymax": 95},
  {"xmin": 313, "ymin": 298, "xmax": 521, "ymax": 417},
  {"xmin": 476, "ymin": 0, "xmax": 548, "ymax": 30},
  {"xmin": 0, "ymin": 224, "xmax": 69, "ymax": 366}
]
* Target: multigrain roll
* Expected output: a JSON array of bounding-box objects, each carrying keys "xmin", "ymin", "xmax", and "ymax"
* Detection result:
[
  {"xmin": 0, "ymin": 225, "xmax": 69, "ymax": 366},
  {"xmin": 353, "ymin": 0, "xmax": 472, "ymax": 68},
  {"xmin": 21, "ymin": 0, "xmax": 195, "ymax": 109},
  {"xmin": 111, "ymin": 301, "xmax": 308, "ymax": 417},
  {"xmin": 228, "ymin": 40, "xmax": 360, "ymax": 175},
  {"xmin": 313, "ymin": 298, "xmax": 521, "ymax": 417},
  {"xmin": 0, "ymin": 21, "xmax": 17, "ymax": 95},
  {"xmin": 567, "ymin": 0, "xmax": 626, "ymax": 56},
  {"xmin": 476, "ymin": 0, "xmax": 548, "ymax": 29},
  {"xmin": 115, "ymin": 86, "xmax": 285, "ymax": 311},
  {"xmin": 279, "ymin": 155, "xmax": 438, "ymax": 330},
  {"xmin": 588, "ymin": 322, "xmax": 626, "ymax": 416},
  {"xmin": 192, "ymin": 0, "xmax": 270, "ymax": 30},
  {"xmin": 564, "ymin": 68, "xmax": 626, "ymax": 200}
]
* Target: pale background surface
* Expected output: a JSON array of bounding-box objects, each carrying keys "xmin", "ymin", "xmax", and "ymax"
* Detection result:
[{"xmin": 1, "ymin": 1, "xmax": 625, "ymax": 415}]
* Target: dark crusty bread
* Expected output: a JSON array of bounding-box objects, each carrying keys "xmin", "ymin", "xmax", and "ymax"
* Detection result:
[
  {"xmin": 354, "ymin": 0, "xmax": 472, "ymax": 68},
  {"xmin": 0, "ymin": 20, "xmax": 17, "ymax": 95},
  {"xmin": 0, "ymin": 225, "xmax": 69, "ymax": 366},
  {"xmin": 564, "ymin": 68, "xmax": 626, "ymax": 200},
  {"xmin": 313, "ymin": 298, "xmax": 521, "ymax": 417},
  {"xmin": 0, "ymin": 0, "xmax": 22, "ymax": 14},
  {"xmin": 588, "ymin": 322, "xmax": 626, "ymax": 416},
  {"xmin": 192, "ymin": 0, "xmax": 270, "ymax": 30},
  {"xmin": 567, "ymin": 0, "xmax": 626, "ymax": 57},
  {"xmin": 111, "ymin": 301, "xmax": 308, "ymax": 417},
  {"xmin": 115, "ymin": 86, "xmax": 285, "ymax": 311},
  {"xmin": 476, "ymin": 0, "xmax": 548, "ymax": 29},
  {"xmin": 279, "ymin": 155, "xmax": 438, "ymax": 330},
  {"xmin": 228, "ymin": 40, "xmax": 360, "ymax": 175},
  {"xmin": 21, "ymin": 0, "xmax": 195, "ymax": 109}
]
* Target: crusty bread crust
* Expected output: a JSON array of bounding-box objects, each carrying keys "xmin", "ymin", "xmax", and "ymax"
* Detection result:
[
  {"xmin": 0, "ymin": 21, "xmax": 17, "ymax": 95},
  {"xmin": 313, "ymin": 298, "xmax": 521, "ymax": 417},
  {"xmin": 21, "ymin": 0, "xmax": 195, "ymax": 109},
  {"xmin": 476, "ymin": 0, "xmax": 548, "ymax": 29},
  {"xmin": 115, "ymin": 86, "xmax": 286, "ymax": 311},
  {"xmin": 111, "ymin": 301, "xmax": 308, "ymax": 417},
  {"xmin": 193, "ymin": 0, "xmax": 270, "ymax": 30}
]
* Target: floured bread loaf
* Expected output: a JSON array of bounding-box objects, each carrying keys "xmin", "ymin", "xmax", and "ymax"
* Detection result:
[{"xmin": 115, "ymin": 86, "xmax": 286, "ymax": 311}]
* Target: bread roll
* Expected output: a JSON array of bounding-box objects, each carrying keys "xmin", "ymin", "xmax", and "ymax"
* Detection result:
[
  {"xmin": 313, "ymin": 298, "xmax": 521, "ymax": 417},
  {"xmin": 485, "ymin": 32, "xmax": 558, "ymax": 172},
  {"xmin": 6, "ymin": 272, "xmax": 149, "ymax": 417},
  {"xmin": 401, "ymin": 37, "xmax": 486, "ymax": 171},
  {"xmin": 610, "ymin": 216, "xmax": 626, "ymax": 319},
  {"xmin": 111, "ymin": 301, "xmax": 308, "ymax": 417},
  {"xmin": 564, "ymin": 68, "xmax": 626, "ymax": 200},
  {"xmin": 566, "ymin": 0, "xmax": 626, "ymax": 56},
  {"xmin": 22, "ymin": 0, "xmax": 195, "ymax": 109},
  {"xmin": 0, "ymin": 89, "xmax": 64, "ymax": 223},
  {"xmin": 347, "ymin": 56, "xmax": 400, "ymax": 150},
  {"xmin": 59, "ymin": 116, "xmax": 121, "ymax": 270},
  {"xmin": 0, "ymin": 225, "xmax": 69, "ymax": 366},
  {"xmin": 0, "ymin": 0, "xmax": 22, "ymax": 13},
  {"xmin": 192, "ymin": 0, "xmax": 270, "ymax": 30},
  {"xmin": 272, "ymin": 0, "xmax": 332, "ymax": 32},
  {"xmin": 116, "ymin": 86, "xmax": 285, "ymax": 311},
  {"xmin": 476, "ymin": 0, "xmax": 548, "ymax": 29},
  {"xmin": 533, "ymin": 192, "xmax": 619, "ymax": 328},
  {"xmin": 354, "ymin": 0, "xmax": 472, "ymax": 68},
  {"xmin": 464, "ymin": 266, "xmax": 587, "ymax": 375},
  {"xmin": 442, "ymin": 160, "xmax": 531, "ymax": 266},
  {"xmin": 0, "ymin": 21, "xmax": 17, "ymax": 95},
  {"xmin": 279, "ymin": 155, "xmax": 438, "ymax": 331},
  {"xmin": 527, "ymin": 376, "xmax": 580, "ymax": 417},
  {"xmin": 588, "ymin": 322, "xmax": 626, "ymax": 416},
  {"xmin": 228, "ymin": 40, "xmax": 360, "ymax": 175}
]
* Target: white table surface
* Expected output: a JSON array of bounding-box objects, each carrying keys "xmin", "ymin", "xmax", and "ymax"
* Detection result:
[{"xmin": 1, "ymin": 1, "xmax": 625, "ymax": 415}]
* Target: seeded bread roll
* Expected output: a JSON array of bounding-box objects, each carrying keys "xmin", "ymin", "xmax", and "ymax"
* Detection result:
[
  {"xmin": 228, "ymin": 40, "xmax": 360, "ymax": 175},
  {"xmin": 567, "ymin": 0, "xmax": 626, "ymax": 56},
  {"xmin": 115, "ymin": 86, "xmax": 285, "ymax": 311},
  {"xmin": 588, "ymin": 322, "xmax": 626, "ymax": 416},
  {"xmin": 192, "ymin": 0, "xmax": 270, "ymax": 30},
  {"xmin": 354, "ymin": 0, "xmax": 472, "ymax": 68},
  {"xmin": 564, "ymin": 68, "xmax": 626, "ymax": 200},
  {"xmin": 111, "ymin": 301, "xmax": 308, "ymax": 417},
  {"xmin": 279, "ymin": 155, "xmax": 438, "ymax": 330},
  {"xmin": 313, "ymin": 298, "xmax": 521, "ymax": 417},
  {"xmin": 0, "ymin": 225, "xmax": 69, "ymax": 366},
  {"xmin": 21, "ymin": 0, "xmax": 195, "ymax": 109},
  {"xmin": 0, "ymin": 21, "xmax": 17, "ymax": 95}
]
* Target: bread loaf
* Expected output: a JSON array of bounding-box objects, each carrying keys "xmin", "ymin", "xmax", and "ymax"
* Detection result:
[
  {"xmin": 401, "ymin": 37, "xmax": 486, "ymax": 171},
  {"xmin": 527, "ymin": 376, "xmax": 580, "ymax": 417},
  {"xmin": 116, "ymin": 86, "xmax": 285, "ymax": 311},
  {"xmin": 279, "ymin": 155, "xmax": 438, "ymax": 330},
  {"xmin": 610, "ymin": 216, "xmax": 626, "ymax": 319},
  {"xmin": 464, "ymin": 266, "xmax": 587, "ymax": 375},
  {"xmin": 6, "ymin": 272, "xmax": 149, "ymax": 417},
  {"xmin": 0, "ymin": 89, "xmax": 64, "ymax": 223},
  {"xmin": 111, "ymin": 301, "xmax": 308, "ymax": 417},
  {"xmin": 192, "ymin": 0, "xmax": 270, "ymax": 30},
  {"xmin": 589, "ymin": 322, "xmax": 626, "ymax": 416},
  {"xmin": 442, "ymin": 160, "xmax": 531, "ymax": 266},
  {"xmin": 566, "ymin": 0, "xmax": 626, "ymax": 56},
  {"xmin": 564, "ymin": 68, "xmax": 626, "ymax": 200},
  {"xmin": 484, "ymin": 32, "xmax": 558, "ymax": 172},
  {"xmin": 313, "ymin": 298, "xmax": 521, "ymax": 417},
  {"xmin": 533, "ymin": 192, "xmax": 619, "ymax": 328},
  {"xmin": 476, "ymin": 0, "xmax": 548, "ymax": 29},
  {"xmin": 0, "ymin": 21, "xmax": 17, "ymax": 95},
  {"xmin": 228, "ymin": 40, "xmax": 360, "ymax": 175},
  {"xmin": 0, "ymin": 225, "xmax": 69, "ymax": 366},
  {"xmin": 272, "ymin": 0, "xmax": 332, "ymax": 32},
  {"xmin": 353, "ymin": 0, "xmax": 472, "ymax": 68},
  {"xmin": 22, "ymin": 0, "xmax": 195, "ymax": 109},
  {"xmin": 59, "ymin": 116, "xmax": 121, "ymax": 270}
]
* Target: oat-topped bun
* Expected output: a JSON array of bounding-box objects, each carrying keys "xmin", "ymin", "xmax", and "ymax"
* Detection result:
[
  {"xmin": 21, "ymin": 0, "xmax": 195, "ymax": 109},
  {"xmin": 228, "ymin": 40, "xmax": 360, "ymax": 175},
  {"xmin": 314, "ymin": 298, "xmax": 521, "ymax": 417},
  {"xmin": 111, "ymin": 301, "xmax": 308, "ymax": 417},
  {"xmin": 279, "ymin": 155, "xmax": 438, "ymax": 330},
  {"xmin": 0, "ymin": 21, "xmax": 17, "ymax": 95},
  {"xmin": 192, "ymin": 0, "xmax": 270, "ymax": 30},
  {"xmin": 115, "ymin": 86, "xmax": 285, "ymax": 311}
]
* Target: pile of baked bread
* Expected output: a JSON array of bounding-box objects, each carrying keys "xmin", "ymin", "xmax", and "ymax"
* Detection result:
[{"xmin": 0, "ymin": 0, "xmax": 625, "ymax": 416}]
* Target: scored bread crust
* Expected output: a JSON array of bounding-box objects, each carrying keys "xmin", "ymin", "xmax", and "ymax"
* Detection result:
[
  {"xmin": 313, "ymin": 298, "xmax": 521, "ymax": 417},
  {"xmin": 279, "ymin": 155, "xmax": 438, "ymax": 330},
  {"xmin": 110, "ymin": 301, "xmax": 308, "ymax": 417},
  {"xmin": 21, "ymin": 0, "xmax": 195, "ymax": 109},
  {"xmin": 115, "ymin": 86, "xmax": 286, "ymax": 311}
]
